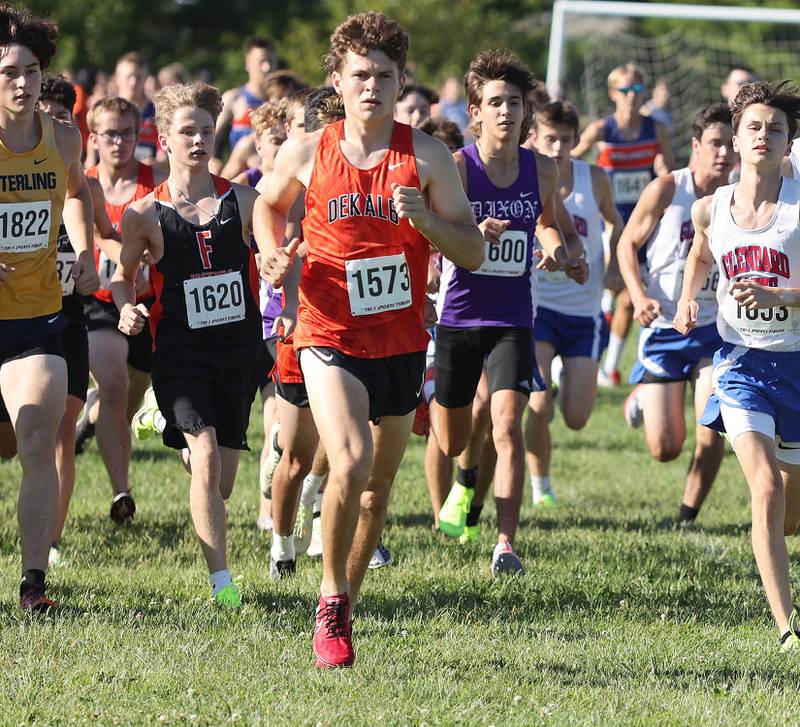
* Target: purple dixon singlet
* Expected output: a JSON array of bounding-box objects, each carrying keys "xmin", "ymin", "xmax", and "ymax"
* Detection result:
[{"xmin": 436, "ymin": 144, "xmax": 542, "ymax": 328}]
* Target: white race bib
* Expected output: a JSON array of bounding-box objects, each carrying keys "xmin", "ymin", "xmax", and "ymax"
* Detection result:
[
  {"xmin": 346, "ymin": 252, "xmax": 412, "ymax": 317},
  {"xmin": 722, "ymin": 276, "xmax": 795, "ymax": 337},
  {"xmin": 673, "ymin": 262, "xmax": 719, "ymax": 302},
  {"xmin": 613, "ymin": 171, "xmax": 651, "ymax": 204},
  {"xmin": 0, "ymin": 200, "xmax": 52, "ymax": 252},
  {"xmin": 57, "ymin": 251, "xmax": 76, "ymax": 296},
  {"xmin": 696, "ymin": 267, "xmax": 720, "ymax": 302},
  {"xmin": 183, "ymin": 270, "xmax": 246, "ymax": 329},
  {"xmin": 98, "ymin": 250, "xmax": 117, "ymax": 290},
  {"xmin": 474, "ymin": 230, "xmax": 527, "ymax": 277}
]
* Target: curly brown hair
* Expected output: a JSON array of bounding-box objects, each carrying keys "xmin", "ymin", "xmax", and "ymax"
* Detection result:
[
  {"xmin": 0, "ymin": 4, "xmax": 58, "ymax": 70},
  {"xmin": 730, "ymin": 80, "xmax": 800, "ymax": 142},
  {"xmin": 324, "ymin": 12, "xmax": 408, "ymax": 75},
  {"xmin": 464, "ymin": 50, "xmax": 536, "ymax": 141}
]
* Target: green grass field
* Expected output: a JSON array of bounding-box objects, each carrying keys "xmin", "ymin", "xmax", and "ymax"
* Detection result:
[{"xmin": 1, "ymin": 344, "xmax": 799, "ymax": 726}]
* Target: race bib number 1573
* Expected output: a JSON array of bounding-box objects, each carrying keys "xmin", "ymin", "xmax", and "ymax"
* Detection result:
[{"xmin": 346, "ymin": 252, "xmax": 412, "ymax": 317}]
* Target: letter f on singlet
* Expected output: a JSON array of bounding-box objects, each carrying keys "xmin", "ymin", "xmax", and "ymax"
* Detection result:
[{"xmin": 196, "ymin": 230, "xmax": 213, "ymax": 270}]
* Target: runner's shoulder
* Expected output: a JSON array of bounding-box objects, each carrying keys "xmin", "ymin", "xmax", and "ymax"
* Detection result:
[
  {"xmin": 643, "ymin": 172, "xmax": 677, "ymax": 208},
  {"xmin": 122, "ymin": 191, "xmax": 159, "ymax": 232},
  {"xmin": 412, "ymin": 128, "xmax": 457, "ymax": 182},
  {"xmin": 52, "ymin": 117, "xmax": 82, "ymax": 167},
  {"xmin": 691, "ymin": 194, "xmax": 713, "ymax": 229},
  {"xmin": 532, "ymin": 149, "xmax": 558, "ymax": 189}
]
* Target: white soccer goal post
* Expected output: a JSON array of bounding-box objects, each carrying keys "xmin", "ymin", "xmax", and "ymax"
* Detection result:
[{"xmin": 546, "ymin": 1, "xmax": 800, "ymax": 163}]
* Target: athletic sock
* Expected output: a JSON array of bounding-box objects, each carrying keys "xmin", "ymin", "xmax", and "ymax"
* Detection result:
[
  {"xmin": 456, "ymin": 466, "xmax": 477, "ymax": 490},
  {"xmin": 678, "ymin": 503, "xmax": 700, "ymax": 523},
  {"xmin": 153, "ymin": 410, "xmax": 167, "ymax": 434},
  {"xmin": 603, "ymin": 334, "xmax": 624, "ymax": 375},
  {"xmin": 313, "ymin": 491, "xmax": 324, "ymax": 516},
  {"xmin": 273, "ymin": 429, "xmax": 284, "ymax": 457},
  {"xmin": 531, "ymin": 475, "xmax": 551, "ymax": 498},
  {"xmin": 465, "ymin": 504, "xmax": 483, "ymax": 527},
  {"xmin": 271, "ymin": 532, "xmax": 295, "ymax": 563},
  {"xmin": 300, "ymin": 473, "xmax": 326, "ymax": 507},
  {"xmin": 782, "ymin": 630, "xmax": 794, "ymax": 644},
  {"xmin": 20, "ymin": 569, "xmax": 45, "ymax": 597},
  {"xmin": 210, "ymin": 569, "xmax": 232, "ymax": 596},
  {"xmin": 601, "ymin": 289, "xmax": 615, "ymax": 316}
]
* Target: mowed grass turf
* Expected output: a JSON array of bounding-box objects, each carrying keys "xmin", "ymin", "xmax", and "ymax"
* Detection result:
[{"xmin": 1, "ymin": 341, "xmax": 800, "ymax": 726}]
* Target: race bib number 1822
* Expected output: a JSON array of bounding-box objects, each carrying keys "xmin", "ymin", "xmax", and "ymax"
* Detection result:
[{"xmin": 0, "ymin": 200, "xmax": 51, "ymax": 253}]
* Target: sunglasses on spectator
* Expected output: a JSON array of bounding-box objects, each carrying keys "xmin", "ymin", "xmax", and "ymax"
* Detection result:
[{"xmin": 616, "ymin": 83, "xmax": 645, "ymax": 95}]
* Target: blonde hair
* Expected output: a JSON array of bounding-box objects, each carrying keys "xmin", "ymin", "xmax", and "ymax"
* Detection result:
[
  {"xmin": 607, "ymin": 63, "xmax": 647, "ymax": 90},
  {"xmin": 153, "ymin": 82, "xmax": 223, "ymax": 135},
  {"xmin": 250, "ymin": 100, "xmax": 283, "ymax": 137},
  {"xmin": 87, "ymin": 96, "xmax": 139, "ymax": 134}
]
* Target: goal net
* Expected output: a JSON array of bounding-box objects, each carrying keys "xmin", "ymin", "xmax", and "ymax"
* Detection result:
[{"xmin": 550, "ymin": 3, "xmax": 800, "ymax": 165}]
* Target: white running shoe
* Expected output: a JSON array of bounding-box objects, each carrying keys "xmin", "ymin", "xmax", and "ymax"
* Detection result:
[
  {"xmin": 624, "ymin": 384, "xmax": 644, "ymax": 428},
  {"xmin": 260, "ymin": 422, "xmax": 282, "ymax": 498},
  {"xmin": 491, "ymin": 542, "xmax": 524, "ymax": 576},
  {"xmin": 368, "ymin": 542, "xmax": 393, "ymax": 569}
]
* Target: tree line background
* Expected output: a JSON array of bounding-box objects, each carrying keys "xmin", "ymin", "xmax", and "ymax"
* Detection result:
[{"xmin": 29, "ymin": 0, "xmax": 800, "ymax": 96}]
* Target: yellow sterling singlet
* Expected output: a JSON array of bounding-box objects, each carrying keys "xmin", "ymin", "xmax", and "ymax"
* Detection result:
[{"xmin": 0, "ymin": 111, "xmax": 67, "ymax": 320}]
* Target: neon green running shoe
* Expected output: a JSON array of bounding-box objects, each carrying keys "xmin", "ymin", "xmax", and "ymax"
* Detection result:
[
  {"xmin": 438, "ymin": 483, "xmax": 472, "ymax": 538},
  {"xmin": 294, "ymin": 502, "xmax": 313, "ymax": 556},
  {"xmin": 534, "ymin": 493, "xmax": 556, "ymax": 508},
  {"xmin": 131, "ymin": 387, "xmax": 162, "ymax": 441},
  {"xmin": 458, "ymin": 524, "xmax": 479, "ymax": 544},
  {"xmin": 782, "ymin": 609, "xmax": 800, "ymax": 652},
  {"xmin": 213, "ymin": 583, "xmax": 242, "ymax": 610}
]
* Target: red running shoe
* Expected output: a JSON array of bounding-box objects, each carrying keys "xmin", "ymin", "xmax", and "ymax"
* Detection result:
[
  {"xmin": 314, "ymin": 593, "xmax": 354, "ymax": 668},
  {"xmin": 20, "ymin": 586, "xmax": 57, "ymax": 614}
]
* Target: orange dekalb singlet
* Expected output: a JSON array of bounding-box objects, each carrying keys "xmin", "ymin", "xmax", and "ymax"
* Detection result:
[
  {"xmin": 295, "ymin": 120, "xmax": 430, "ymax": 358},
  {"xmin": 0, "ymin": 111, "xmax": 68, "ymax": 320}
]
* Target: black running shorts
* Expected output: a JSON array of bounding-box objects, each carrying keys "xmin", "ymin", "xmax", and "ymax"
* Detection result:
[
  {"xmin": 84, "ymin": 296, "xmax": 153, "ymax": 373},
  {"xmin": 434, "ymin": 325, "xmax": 540, "ymax": 409},
  {"xmin": 151, "ymin": 361, "xmax": 256, "ymax": 451},
  {"xmin": 300, "ymin": 347, "xmax": 425, "ymax": 423}
]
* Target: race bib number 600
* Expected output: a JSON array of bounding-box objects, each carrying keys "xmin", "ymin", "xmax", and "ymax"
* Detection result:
[
  {"xmin": 0, "ymin": 200, "xmax": 51, "ymax": 253},
  {"xmin": 346, "ymin": 252, "xmax": 412, "ymax": 317},
  {"xmin": 183, "ymin": 271, "xmax": 246, "ymax": 329},
  {"xmin": 474, "ymin": 230, "xmax": 527, "ymax": 277}
]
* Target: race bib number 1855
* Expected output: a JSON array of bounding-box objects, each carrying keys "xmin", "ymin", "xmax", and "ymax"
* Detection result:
[
  {"xmin": 183, "ymin": 270, "xmax": 246, "ymax": 329},
  {"xmin": 346, "ymin": 252, "xmax": 412, "ymax": 317},
  {"xmin": 0, "ymin": 200, "xmax": 51, "ymax": 252}
]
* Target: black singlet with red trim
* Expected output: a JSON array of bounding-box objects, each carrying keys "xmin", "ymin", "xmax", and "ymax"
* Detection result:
[{"xmin": 149, "ymin": 176, "xmax": 260, "ymax": 366}]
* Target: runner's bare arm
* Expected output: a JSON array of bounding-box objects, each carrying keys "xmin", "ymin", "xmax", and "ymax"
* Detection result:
[
  {"xmin": 674, "ymin": 195, "xmax": 714, "ymax": 333},
  {"xmin": 618, "ymin": 175, "xmax": 675, "ymax": 316},
  {"xmin": 57, "ymin": 121, "xmax": 99, "ymax": 294},
  {"xmin": 536, "ymin": 155, "xmax": 588, "ymax": 283},
  {"xmin": 592, "ymin": 164, "xmax": 625, "ymax": 291},
  {"xmin": 571, "ymin": 119, "xmax": 603, "ymax": 159},
  {"xmin": 221, "ymin": 134, "xmax": 255, "ymax": 180},
  {"xmin": 253, "ymin": 134, "xmax": 315, "ymax": 285},
  {"xmin": 214, "ymin": 88, "xmax": 238, "ymax": 151},
  {"xmin": 112, "ymin": 199, "xmax": 159, "ymax": 335},
  {"xmin": 653, "ymin": 121, "xmax": 675, "ymax": 175},
  {"xmin": 408, "ymin": 132, "xmax": 483, "ymax": 270},
  {"xmin": 86, "ymin": 176, "xmax": 123, "ymax": 267}
]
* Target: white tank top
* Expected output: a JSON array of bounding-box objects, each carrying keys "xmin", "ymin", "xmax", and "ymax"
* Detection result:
[
  {"xmin": 643, "ymin": 167, "xmax": 719, "ymax": 328},
  {"xmin": 709, "ymin": 179, "xmax": 800, "ymax": 352},
  {"xmin": 789, "ymin": 138, "xmax": 800, "ymax": 179},
  {"xmin": 536, "ymin": 160, "xmax": 605, "ymax": 318}
]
